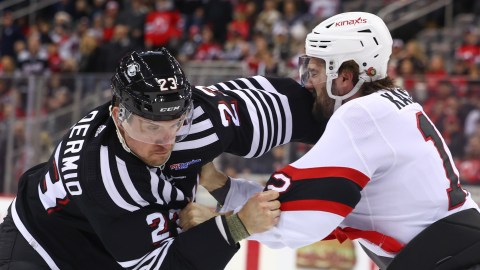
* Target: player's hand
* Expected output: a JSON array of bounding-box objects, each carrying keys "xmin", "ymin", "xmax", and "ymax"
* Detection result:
[
  {"xmin": 237, "ymin": 190, "xmax": 281, "ymax": 235},
  {"xmin": 179, "ymin": 202, "xmax": 218, "ymax": 231}
]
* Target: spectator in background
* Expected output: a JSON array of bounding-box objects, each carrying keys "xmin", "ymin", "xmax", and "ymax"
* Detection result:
[
  {"xmin": 116, "ymin": 0, "xmax": 147, "ymax": 46},
  {"xmin": 222, "ymin": 29, "xmax": 250, "ymax": 61},
  {"xmin": 397, "ymin": 39, "xmax": 427, "ymax": 74},
  {"xmin": 456, "ymin": 27, "xmax": 480, "ymax": 66},
  {"xmin": 88, "ymin": 13, "xmax": 105, "ymax": 43},
  {"xmin": 193, "ymin": 26, "xmax": 223, "ymax": 60},
  {"xmin": 459, "ymin": 134, "xmax": 480, "ymax": 185},
  {"xmin": 16, "ymin": 34, "xmax": 49, "ymax": 75},
  {"xmin": 78, "ymin": 33, "xmax": 102, "ymax": 72},
  {"xmin": 46, "ymin": 42, "xmax": 62, "ymax": 73},
  {"xmin": 306, "ymin": 0, "xmax": 340, "ymax": 21},
  {"xmin": 0, "ymin": 56, "xmax": 17, "ymax": 75},
  {"xmin": 71, "ymin": 0, "xmax": 91, "ymax": 22},
  {"xmin": 440, "ymin": 100, "xmax": 466, "ymax": 158},
  {"xmin": 98, "ymin": 24, "xmax": 141, "ymax": 72},
  {"xmin": 178, "ymin": 0, "xmax": 204, "ymax": 40},
  {"xmin": 228, "ymin": 5, "xmax": 251, "ymax": 41},
  {"xmin": 389, "ymin": 39, "xmax": 404, "ymax": 73},
  {"xmin": 177, "ymin": 27, "xmax": 202, "ymax": 62},
  {"xmin": 423, "ymin": 53, "xmax": 448, "ymax": 97},
  {"xmin": 144, "ymin": 0, "xmax": 182, "ymax": 53},
  {"xmin": 204, "ymin": 0, "xmax": 233, "ymax": 44},
  {"xmin": 0, "ymin": 11, "xmax": 25, "ymax": 58},
  {"xmin": 36, "ymin": 20, "xmax": 53, "ymax": 45},
  {"xmin": 50, "ymin": 11, "xmax": 79, "ymax": 64},
  {"xmin": 425, "ymin": 54, "xmax": 447, "ymax": 77},
  {"xmin": 464, "ymin": 81, "xmax": 480, "ymax": 138},
  {"xmin": 245, "ymin": 33, "xmax": 270, "ymax": 75},
  {"xmin": 423, "ymin": 80, "xmax": 453, "ymax": 123},
  {"xmin": 282, "ymin": 0, "xmax": 302, "ymax": 28},
  {"xmin": 271, "ymin": 22, "xmax": 291, "ymax": 61},
  {"xmin": 254, "ymin": 0, "xmax": 281, "ymax": 40}
]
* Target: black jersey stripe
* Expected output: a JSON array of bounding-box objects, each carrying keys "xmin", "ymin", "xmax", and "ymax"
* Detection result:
[
  {"xmin": 252, "ymin": 76, "xmax": 289, "ymax": 144},
  {"xmin": 222, "ymin": 81, "xmax": 237, "ymax": 90},
  {"xmin": 243, "ymin": 89, "xmax": 275, "ymax": 156},
  {"xmin": 276, "ymin": 177, "xmax": 362, "ymax": 209},
  {"xmin": 227, "ymin": 89, "xmax": 264, "ymax": 158},
  {"xmin": 238, "ymin": 89, "xmax": 268, "ymax": 156},
  {"xmin": 245, "ymin": 76, "xmax": 263, "ymax": 90},
  {"xmin": 232, "ymin": 78, "xmax": 248, "ymax": 89}
]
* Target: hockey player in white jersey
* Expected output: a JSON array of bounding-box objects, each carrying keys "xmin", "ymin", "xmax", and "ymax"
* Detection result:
[{"xmin": 191, "ymin": 11, "xmax": 480, "ymax": 270}]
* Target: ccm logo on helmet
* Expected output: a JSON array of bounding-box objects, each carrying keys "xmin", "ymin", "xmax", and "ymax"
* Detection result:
[
  {"xmin": 335, "ymin": 17, "xmax": 367, "ymax": 27},
  {"xmin": 159, "ymin": 106, "xmax": 180, "ymax": 112}
]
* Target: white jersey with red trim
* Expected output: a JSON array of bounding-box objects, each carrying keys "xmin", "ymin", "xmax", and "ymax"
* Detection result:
[{"xmin": 254, "ymin": 88, "xmax": 480, "ymax": 258}]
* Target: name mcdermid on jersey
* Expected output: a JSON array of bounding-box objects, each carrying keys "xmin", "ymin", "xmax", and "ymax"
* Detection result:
[{"xmin": 9, "ymin": 75, "xmax": 324, "ymax": 269}]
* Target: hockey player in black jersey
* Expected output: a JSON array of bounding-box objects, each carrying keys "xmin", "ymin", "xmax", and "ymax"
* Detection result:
[{"xmin": 0, "ymin": 48, "xmax": 325, "ymax": 269}]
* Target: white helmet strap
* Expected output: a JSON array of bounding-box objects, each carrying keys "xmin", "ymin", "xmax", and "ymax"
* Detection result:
[{"xmin": 326, "ymin": 76, "xmax": 366, "ymax": 112}]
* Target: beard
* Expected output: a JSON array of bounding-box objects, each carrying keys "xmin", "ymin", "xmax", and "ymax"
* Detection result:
[{"xmin": 312, "ymin": 85, "xmax": 336, "ymax": 121}]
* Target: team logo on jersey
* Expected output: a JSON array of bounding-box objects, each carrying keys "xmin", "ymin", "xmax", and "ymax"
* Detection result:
[
  {"xmin": 95, "ymin": 125, "xmax": 106, "ymax": 137},
  {"xmin": 170, "ymin": 159, "xmax": 202, "ymax": 170}
]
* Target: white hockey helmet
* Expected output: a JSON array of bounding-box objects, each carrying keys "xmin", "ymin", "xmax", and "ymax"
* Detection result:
[{"xmin": 301, "ymin": 12, "xmax": 393, "ymax": 110}]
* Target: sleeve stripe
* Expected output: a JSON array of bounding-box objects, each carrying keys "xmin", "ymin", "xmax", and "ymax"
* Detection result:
[
  {"xmin": 210, "ymin": 76, "xmax": 294, "ymax": 156},
  {"xmin": 241, "ymin": 90, "xmax": 269, "ymax": 156},
  {"xmin": 173, "ymin": 133, "xmax": 219, "ymax": 151},
  {"xmin": 100, "ymin": 146, "xmax": 139, "ymax": 212},
  {"xmin": 226, "ymin": 80, "xmax": 242, "ymax": 90},
  {"xmin": 188, "ymin": 118, "xmax": 214, "ymax": 135},
  {"xmin": 252, "ymin": 76, "xmax": 277, "ymax": 93},
  {"xmin": 281, "ymin": 165, "xmax": 370, "ymax": 188},
  {"xmin": 253, "ymin": 76, "xmax": 292, "ymax": 144},
  {"xmin": 228, "ymin": 90, "xmax": 261, "ymax": 158},
  {"xmin": 281, "ymin": 199, "xmax": 353, "ymax": 217}
]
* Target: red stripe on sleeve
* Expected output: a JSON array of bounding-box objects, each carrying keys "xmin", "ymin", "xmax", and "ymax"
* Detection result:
[
  {"xmin": 281, "ymin": 199, "xmax": 353, "ymax": 217},
  {"xmin": 280, "ymin": 165, "xmax": 370, "ymax": 188}
]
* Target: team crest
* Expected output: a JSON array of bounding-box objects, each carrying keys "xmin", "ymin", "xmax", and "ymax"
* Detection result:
[{"xmin": 127, "ymin": 62, "xmax": 140, "ymax": 77}]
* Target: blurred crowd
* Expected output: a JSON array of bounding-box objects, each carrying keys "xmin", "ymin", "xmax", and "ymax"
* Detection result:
[{"xmin": 1, "ymin": 0, "xmax": 480, "ymax": 191}]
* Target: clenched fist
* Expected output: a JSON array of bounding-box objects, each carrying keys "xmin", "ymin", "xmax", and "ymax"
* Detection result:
[
  {"xmin": 237, "ymin": 190, "xmax": 281, "ymax": 235},
  {"xmin": 179, "ymin": 203, "xmax": 217, "ymax": 231}
]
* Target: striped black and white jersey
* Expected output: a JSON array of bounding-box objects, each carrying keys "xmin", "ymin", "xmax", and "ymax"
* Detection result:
[{"xmin": 11, "ymin": 76, "xmax": 325, "ymax": 269}]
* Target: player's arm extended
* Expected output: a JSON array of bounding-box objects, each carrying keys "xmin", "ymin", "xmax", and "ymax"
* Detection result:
[
  {"xmin": 200, "ymin": 162, "xmax": 264, "ymax": 212},
  {"xmin": 82, "ymin": 189, "xmax": 278, "ymax": 270}
]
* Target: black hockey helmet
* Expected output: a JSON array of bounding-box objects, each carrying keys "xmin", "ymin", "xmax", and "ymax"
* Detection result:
[{"xmin": 111, "ymin": 48, "xmax": 192, "ymax": 121}]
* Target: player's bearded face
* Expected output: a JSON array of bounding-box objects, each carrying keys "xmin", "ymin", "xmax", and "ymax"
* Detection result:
[
  {"xmin": 313, "ymin": 83, "xmax": 335, "ymax": 119},
  {"xmin": 303, "ymin": 57, "xmax": 335, "ymax": 119}
]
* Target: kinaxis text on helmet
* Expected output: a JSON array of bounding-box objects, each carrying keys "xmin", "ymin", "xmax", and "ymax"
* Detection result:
[{"xmin": 335, "ymin": 17, "xmax": 367, "ymax": 27}]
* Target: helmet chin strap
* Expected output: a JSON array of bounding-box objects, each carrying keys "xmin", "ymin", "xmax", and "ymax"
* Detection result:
[
  {"xmin": 109, "ymin": 105, "xmax": 168, "ymax": 170},
  {"xmin": 326, "ymin": 77, "xmax": 366, "ymax": 112}
]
